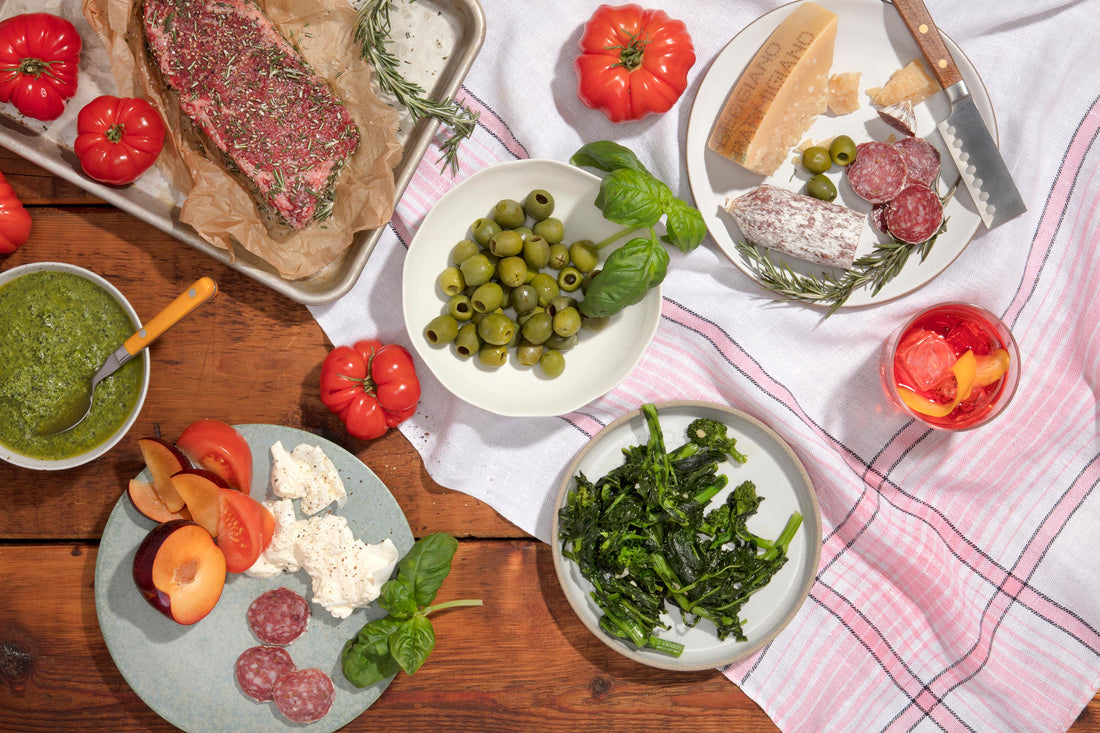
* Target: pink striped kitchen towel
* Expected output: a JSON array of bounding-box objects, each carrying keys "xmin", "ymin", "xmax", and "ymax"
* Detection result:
[{"xmin": 313, "ymin": 0, "xmax": 1100, "ymax": 730}]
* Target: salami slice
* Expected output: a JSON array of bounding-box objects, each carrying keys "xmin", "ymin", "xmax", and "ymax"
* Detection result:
[
  {"xmin": 272, "ymin": 667, "xmax": 335, "ymax": 724},
  {"xmin": 885, "ymin": 185, "xmax": 944, "ymax": 244},
  {"xmin": 876, "ymin": 101, "xmax": 916, "ymax": 137},
  {"xmin": 894, "ymin": 137, "xmax": 941, "ymax": 188},
  {"xmin": 869, "ymin": 202, "xmax": 889, "ymax": 235},
  {"xmin": 235, "ymin": 646, "xmax": 296, "ymax": 702},
  {"xmin": 847, "ymin": 142, "xmax": 908, "ymax": 204},
  {"xmin": 724, "ymin": 184, "xmax": 865, "ymax": 269},
  {"xmin": 247, "ymin": 587, "xmax": 309, "ymax": 645}
]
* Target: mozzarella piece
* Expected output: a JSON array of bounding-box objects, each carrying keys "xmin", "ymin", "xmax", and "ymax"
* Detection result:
[
  {"xmin": 270, "ymin": 441, "xmax": 347, "ymax": 515},
  {"xmin": 245, "ymin": 499, "xmax": 302, "ymax": 579}
]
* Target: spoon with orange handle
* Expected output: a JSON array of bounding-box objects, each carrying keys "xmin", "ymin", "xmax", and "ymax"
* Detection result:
[{"xmin": 38, "ymin": 276, "xmax": 218, "ymax": 436}]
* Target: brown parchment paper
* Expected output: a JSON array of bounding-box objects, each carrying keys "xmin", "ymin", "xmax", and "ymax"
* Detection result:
[{"xmin": 82, "ymin": 0, "xmax": 403, "ymax": 280}]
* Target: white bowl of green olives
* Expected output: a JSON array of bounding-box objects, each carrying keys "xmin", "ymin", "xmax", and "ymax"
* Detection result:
[{"xmin": 402, "ymin": 159, "xmax": 661, "ymax": 417}]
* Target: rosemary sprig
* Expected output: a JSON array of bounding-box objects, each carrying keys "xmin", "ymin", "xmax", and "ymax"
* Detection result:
[
  {"xmin": 354, "ymin": 0, "xmax": 479, "ymax": 174},
  {"xmin": 736, "ymin": 183, "xmax": 956, "ymax": 316}
]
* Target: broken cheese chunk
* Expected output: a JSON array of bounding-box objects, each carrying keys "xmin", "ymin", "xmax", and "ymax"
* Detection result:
[
  {"xmin": 708, "ymin": 2, "xmax": 838, "ymax": 176},
  {"xmin": 867, "ymin": 59, "xmax": 941, "ymax": 107},
  {"xmin": 827, "ymin": 72, "xmax": 861, "ymax": 115}
]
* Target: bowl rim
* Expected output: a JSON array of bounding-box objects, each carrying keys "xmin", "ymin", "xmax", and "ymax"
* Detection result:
[{"xmin": 0, "ymin": 262, "xmax": 150, "ymax": 470}]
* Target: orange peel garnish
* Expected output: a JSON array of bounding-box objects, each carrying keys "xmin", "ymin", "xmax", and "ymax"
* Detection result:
[{"xmin": 898, "ymin": 350, "xmax": 978, "ymax": 418}]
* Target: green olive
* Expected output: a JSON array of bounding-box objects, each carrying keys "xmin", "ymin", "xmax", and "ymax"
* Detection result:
[
  {"xmin": 805, "ymin": 173, "xmax": 838, "ymax": 202},
  {"xmin": 470, "ymin": 281, "xmax": 504, "ymax": 313},
  {"xmin": 529, "ymin": 272, "xmax": 560, "ymax": 306},
  {"xmin": 523, "ymin": 189, "xmax": 555, "ymax": 221},
  {"xmin": 425, "ymin": 314, "xmax": 458, "ymax": 345},
  {"xmin": 539, "ymin": 349, "xmax": 566, "ymax": 378},
  {"xmin": 454, "ymin": 322, "xmax": 479, "ymax": 358},
  {"xmin": 489, "ymin": 229, "xmax": 524, "ymax": 257},
  {"xmin": 568, "ymin": 240, "xmax": 599, "ymax": 273},
  {"xmin": 516, "ymin": 305, "xmax": 544, "ymax": 326},
  {"xmin": 514, "ymin": 341, "xmax": 544, "ymax": 367},
  {"xmin": 558, "ymin": 266, "xmax": 583, "ymax": 292},
  {"xmin": 450, "ymin": 239, "xmax": 481, "ymax": 266},
  {"xmin": 520, "ymin": 311, "xmax": 553, "ymax": 345},
  {"xmin": 513, "ymin": 225, "xmax": 533, "ymax": 241},
  {"xmin": 532, "ymin": 217, "xmax": 564, "ymax": 244},
  {"xmin": 801, "ymin": 146, "xmax": 832, "ymax": 174},
  {"xmin": 497, "ymin": 256, "xmax": 528, "ymax": 288},
  {"xmin": 458, "ymin": 253, "xmax": 494, "ymax": 288},
  {"xmin": 492, "ymin": 198, "xmax": 526, "ymax": 229},
  {"xmin": 470, "ymin": 217, "xmax": 501, "ymax": 246},
  {"xmin": 510, "ymin": 284, "xmax": 538, "ymax": 314},
  {"xmin": 829, "ymin": 135, "xmax": 857, "ymax": 166},
  {"xmin": 477, "ymin": 312, "xmax": 515, "ymax": 346},
  {"xmin": 547, "ymin": 243, "xmax": 570, "ymax": 270},
  {"xmin": 437, "ymin": 266, "xmax": 465, "ymax": 296},
  {"xmin": 552, "ymin": 306, "xmax": 581, "ymax": 338},
  {"xmin": 446, "ymin": 293, "xmax": 473, "ymax": 321},
  {"xmin": 522, "ymin": 234, "xmax": 551, "ymax": 270},
  {"xmin": 477, "ymin": 344, "xmax": 509, "ymax": 368},
  {"xmin": 546, "ymin": 295, "xmax": 578, "ymax": 317}
]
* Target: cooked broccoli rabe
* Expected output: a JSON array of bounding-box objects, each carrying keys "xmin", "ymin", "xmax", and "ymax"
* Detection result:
[{"xmin": 558, "ymin": 404, "xmax": 802, "ymax": 656}]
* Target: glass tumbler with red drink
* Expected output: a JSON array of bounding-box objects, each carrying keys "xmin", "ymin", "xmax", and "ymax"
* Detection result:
[{"xmin": 881, "ymin": 303, "xmax": 1021, "ymax": 430}]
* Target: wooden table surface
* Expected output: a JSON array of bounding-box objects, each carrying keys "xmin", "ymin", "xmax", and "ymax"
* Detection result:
[{"xmin": 0, "ymin": 150, "xmax": 1097, "ymax": 733}]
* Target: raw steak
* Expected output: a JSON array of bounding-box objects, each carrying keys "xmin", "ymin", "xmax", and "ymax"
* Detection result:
[{"xmin": 143, "ymin": 0, "xmax": 360, "ymax": 230}]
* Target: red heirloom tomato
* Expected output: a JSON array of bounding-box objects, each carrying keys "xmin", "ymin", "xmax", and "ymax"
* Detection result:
[
  {"xmin": 74, "ymin": 96, "xmax": 166, "ymax": 185},
  {"xmin": 177, "ymin": 419, "xmax": 253, "ymax": 493},
  {"xmin": 0, "ymin": 13, "xmax": 81, "ymax": 121},
  {"xmin": 0, "ymin": 171, "xmax": 31, "ymax": 254},
  {"xmin": 575, "ymin": 4, "xmax": 695, "ymax": 123},
  {"xmin": 320, "ymin": 339, "xmax": 420, "ymax": 440}
]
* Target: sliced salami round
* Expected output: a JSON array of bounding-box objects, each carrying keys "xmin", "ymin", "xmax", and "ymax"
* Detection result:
[
  {"xmin": 847, "ymin": 142, "xmax": 908, "ymax": 204},
  {"xmin": 869, "ymin": 202, "xmax": 889, "ymax": 235},
  {"xmin": 247, "ymin": 587, "xmax": 310, "ymax": 645},
  {"xmin": 885, "ymin": 185, "xmax": 944, "ymax": 244},
  {"xmin": 272, "ymin": 667, "xmax": 335, "ymax": 724},
  {"xmin": 894, "ymin": 137, "xmax": 941, "ymax": 188},
  {"xmin": 235, "ymin": 645, "xmax": 296, "ymax": 702}
]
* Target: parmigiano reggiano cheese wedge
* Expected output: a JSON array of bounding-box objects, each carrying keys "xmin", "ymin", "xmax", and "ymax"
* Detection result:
[
  {"xmin": 867, "ymin": 59, "xmax": 941, "ymax": 107},
  {"xmin": 708, "ymin": 2, "xmax": 838, "ymax": 176}
]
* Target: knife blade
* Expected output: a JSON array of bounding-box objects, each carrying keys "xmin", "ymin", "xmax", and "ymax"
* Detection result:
[{"xmin": 891, "ymin": 0, "xmax": 1026, "ymax": 229}]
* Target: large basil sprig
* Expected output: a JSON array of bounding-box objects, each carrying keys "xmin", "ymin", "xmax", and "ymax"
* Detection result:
[
  {"xmin": 570, "ymin": 141, "xmax": 706, "ymax": 318},
  {"xmin": 342, "ymin": 532, "xmax": 482, "ymax": 688}
]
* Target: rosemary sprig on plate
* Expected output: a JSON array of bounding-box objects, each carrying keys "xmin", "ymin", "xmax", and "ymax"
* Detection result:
[
  {"xmin": 354, "ymin": 0, "xmax": 479, "ymax": 174},
  {"xmin": 736, "ymin": 183, "xmax": 956, "ymax": 315}
]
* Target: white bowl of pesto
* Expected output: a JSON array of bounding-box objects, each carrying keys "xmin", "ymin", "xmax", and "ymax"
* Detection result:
[{"xmin": 0, "ymin": 263, "xmax": 150, "ymax": 470}]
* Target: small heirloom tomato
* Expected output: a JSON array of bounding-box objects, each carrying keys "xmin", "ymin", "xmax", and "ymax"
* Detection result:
[
  {"xmin": 74, "ymin": 96, "xmax": 166, "ymax": 185},
  {"xmin": 575, "ymin": 4, "xmax": 695, "ymax": 123},
  {"xmin": 0, "ymin": 13, "xmax": 81, "ymax": 121},
  {"xmin": 0, "ymin": 170, "xmax": 31, "ymax": 254},
  {"xmin": 320, "ymin": 339, "xmax": 421, "ymax": 440}
]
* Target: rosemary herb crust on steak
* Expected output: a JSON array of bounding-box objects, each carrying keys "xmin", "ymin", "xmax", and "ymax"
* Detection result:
[{"xmin": 142, "ymin": 0, "xmax": 360, "ymax": 230}]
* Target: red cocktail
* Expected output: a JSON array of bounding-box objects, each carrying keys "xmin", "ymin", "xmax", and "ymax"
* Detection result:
[{"xmin": 882, "ymin": 303, "xmax": 1020, "ymax": 430}]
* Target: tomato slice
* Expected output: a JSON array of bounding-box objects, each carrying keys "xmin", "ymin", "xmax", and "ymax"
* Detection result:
[
  {"xmin": 177, "ymin": 419, "xmax": 252, "ymax": 491},
  {"xmin": 216, "ymin": 488, "xmax": 265, "ymax": 573}
]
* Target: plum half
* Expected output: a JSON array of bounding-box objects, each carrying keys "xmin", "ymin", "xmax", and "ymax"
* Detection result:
[{"xmin": 133, "ymin": 519, "xmax": 226, "ymax": 625}]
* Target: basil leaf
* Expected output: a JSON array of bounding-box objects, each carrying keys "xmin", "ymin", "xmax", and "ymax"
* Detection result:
[
  {"xmin": 342, "ymin": 617, "xmax": 403, "ymax": 688},
  {"xmin": 579, "ymin": 237, "xmax": 669, "ymax": 318},
  {"xmin": 662, "ymin": 199, "xmax": 707, "ymax": 253},
  {"xmin": 389, "ymin": 614, "xmax": 436, "ymax": 675},
  {"xmin": 396, "ymin": 531, "xmax": 458, "ymax": 607},
  {"xmin": 570, "ymin": 141, "xmax": 651, "ymax": 176},
  {"xmin": 379, "ymin": 578, "xmax": 418, "ymax": 620},
  {"xmin": 595, "ymin": 169, "xmax": 667, "ymax": 229}
]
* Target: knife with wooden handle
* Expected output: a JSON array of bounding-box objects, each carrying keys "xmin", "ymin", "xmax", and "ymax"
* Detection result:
[{"xmin": 891, "ymin": 0, "xmax": 1026, "ymax": 230}]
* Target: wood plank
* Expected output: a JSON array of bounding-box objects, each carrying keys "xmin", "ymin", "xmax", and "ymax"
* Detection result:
[
  {"xmin": 0, "ymin": 146, "xmax": 101, "ymax": 206},
  {"xmin": 0, "ymin": 206, "xmax": 521, "ymax": 541}
]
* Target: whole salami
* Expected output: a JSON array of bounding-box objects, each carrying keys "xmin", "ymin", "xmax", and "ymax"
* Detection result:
[
  {"xmin": 847, "ymin": 142, "xmax": 908, "ymax": 204},
  {"xmin": 724, "ymin": 184, "xmax": 865, "ymax": 269},
  {"xmin": 272, "ymin": 667, "xmax": 335, "ymax": 724},
  {"xmin": 885, "ymin": 185, "xmax": 944, "ymax": 244},
  {"xmin": 235, "ymin": 646, "xmax": 296, "ymax": 702},
  {"xmin": 247, "ymin": 587, "xmax": 310, "ymax": 645}
]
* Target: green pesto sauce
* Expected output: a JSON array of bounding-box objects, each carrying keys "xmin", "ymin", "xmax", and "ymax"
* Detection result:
[{"xmin": 0, "ymin": 271, "xmax": 145, "ymax": 460}]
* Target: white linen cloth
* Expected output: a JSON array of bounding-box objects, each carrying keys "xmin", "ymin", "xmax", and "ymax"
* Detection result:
[{"xmin": 313, "ymin": 0, "xmax": 1100, "ymax": 730}]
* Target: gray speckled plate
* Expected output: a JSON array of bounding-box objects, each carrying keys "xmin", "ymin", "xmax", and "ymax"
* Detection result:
[{"xmin": 94, "ymin": 424, "xmax": 414, "ymax": 732}]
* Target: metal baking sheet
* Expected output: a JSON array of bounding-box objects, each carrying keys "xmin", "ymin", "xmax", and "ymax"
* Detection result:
[{"xmin": 0, "ymin": 0, "xmax": 485, "ymax": 305}]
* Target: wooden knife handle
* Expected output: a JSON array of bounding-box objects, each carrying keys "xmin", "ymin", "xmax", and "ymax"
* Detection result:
[{"xmin": 891, "ymin": 0, "xmax": 963, "ymax": 89}]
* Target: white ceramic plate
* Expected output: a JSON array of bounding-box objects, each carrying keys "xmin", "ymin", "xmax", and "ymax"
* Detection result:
[
  {"xmin": 686, "ymin": 0, "xmax": 996, "ymax": 307},
  {"xmin": 402, "ymin": 159, "xmax": 662, "ymax": 417},
  {"xmin": 94, "ymin": 425, "xmax": 414, "ymax": 732},
  {"xmin": 551, "ymin": 401, "xmax": 822, "ymax": 671}
]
